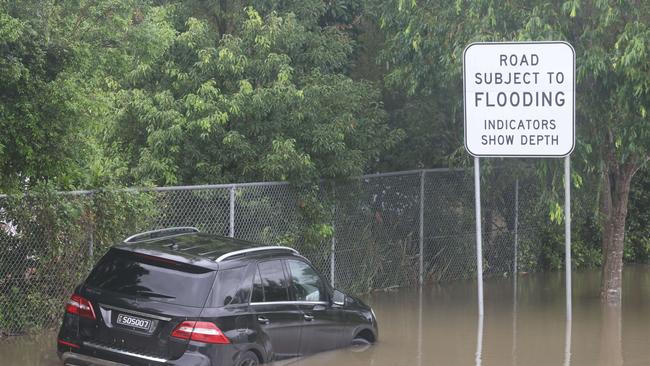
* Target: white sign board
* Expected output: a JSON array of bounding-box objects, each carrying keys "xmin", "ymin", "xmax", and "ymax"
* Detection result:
[{"xmin": 463, "ymin": 42, "xmax": 575, "ymax": 157}]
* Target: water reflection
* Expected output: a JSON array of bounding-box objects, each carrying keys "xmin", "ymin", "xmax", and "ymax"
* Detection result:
[
  {"xmin": 564, "ymin": 310, "xmax": 572, "ymax": 366},
  {"xmin": 599, "ymin": 304, "xmax": 622, "ymax": 366},
  {"xmin": 511, "ymin": 271, "xmax": 518, "ymax": 366},
  {"xmin": 475, "ymin": 315, "xmax": 484, "ymax": 366},
  {"xmin": 417, "ymin": 285, "xmax": 423, "ymax": 366},
  {"xmin": 563, "ymin": 258, "xmax": 573, "ymax": 366},
  {"xmin": 564, "ymin": 273, "xmax": 572, "ymax": 366},
  {"xmin": 1, "ymin": 266, "xmax": 649, "ymax": 366}
]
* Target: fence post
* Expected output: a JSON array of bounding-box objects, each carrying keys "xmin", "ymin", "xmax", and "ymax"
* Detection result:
[
  {"xmin": 89, "ymin": 231, "xmax": 94, "ymax": 270},
  {"xmin": 419, "ymin": 170, "xmax": 425, "ymax": 286},
  {"xmin": 330, "ymin": 225, "xmax": 336, "ymax": 288},
  {"xmin": 89, "ymin": 192, "xmax": 94, "ymax": 269},
  {"xmin": 229, "ymin": 186, "xmax": 235, "ymax": 238},
  {"xmin": 514, "ymin": 179, "xmax": 519, "ymax": 276}
]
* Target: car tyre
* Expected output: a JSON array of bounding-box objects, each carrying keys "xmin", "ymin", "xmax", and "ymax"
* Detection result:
[
  {"xmin": 350, "ymin": 337, "xmax": 372, "ymax": 353},
  {"xmin": 236, "ymin": 351, "xmax": 260, "ymax": 366}
]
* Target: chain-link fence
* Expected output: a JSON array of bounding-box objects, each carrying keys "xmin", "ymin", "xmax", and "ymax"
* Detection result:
[{"xmin": 0, "ymin": 167, "xmax": 553, "ymax": 335}]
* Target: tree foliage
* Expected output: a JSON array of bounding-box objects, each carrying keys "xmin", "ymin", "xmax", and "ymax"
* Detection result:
[
  {"xmin": 0, "ymin": 1, "xmax": 85, "ymax": 191},
  {"xmin": 0, "ymin": 0, "xmax": 401, "ymax": 192},
  {"xmin": 102, "ymin": 1, "xmax": 401, "ymax": 186}
]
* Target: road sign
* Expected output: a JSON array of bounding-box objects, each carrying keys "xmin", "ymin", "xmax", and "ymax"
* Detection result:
[{"xmin": 463, "ymin": 42, "xmax": 575, "ymax": 157}]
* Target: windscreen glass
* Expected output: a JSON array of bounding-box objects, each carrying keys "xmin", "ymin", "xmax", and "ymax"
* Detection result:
[{"xmin": 86, "ymin": 249, "xmax": 216, "ymax": 307}]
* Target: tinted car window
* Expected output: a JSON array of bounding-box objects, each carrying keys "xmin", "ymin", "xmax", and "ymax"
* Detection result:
[
  {"xmin": 251, "ymin": 268, "xmax": 264, "ymax": 303},
  {"xmin": 207, "ymin": 266, "xmax": 250, "ymax": 307},
  {"xmin": 287, "ymin": 260, "xmax": 326, "ymax": 302},
  {"xmin": 85, "ymin": 249, "xmax": 216, "ymax": 307},
  {"xmin": 257, "ymin": 260, "xmax": 289, "ymax": 302}
]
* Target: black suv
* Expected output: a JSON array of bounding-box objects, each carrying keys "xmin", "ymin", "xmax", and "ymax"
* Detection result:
[{"xmin": 57, "ymin": 227, "xmax": 378, "ymax": 366}]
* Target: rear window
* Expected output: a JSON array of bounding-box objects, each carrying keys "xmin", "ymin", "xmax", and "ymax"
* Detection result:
[
  {"xmin": 85, "ymin": 249, "xmax": 216, "ymax": 307},
  {"xmin": 205, "ymin": 266, "xmax": 251, "ymax": 307}
]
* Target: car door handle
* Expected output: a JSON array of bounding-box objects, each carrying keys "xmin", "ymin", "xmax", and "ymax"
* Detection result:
[
  {"xmin": 257, "ymin": 316, "xmax": 270, "ymax": 325},
  {"xmin": 303, "ymin": 314, "xmax": 314, "ymax": 321}
]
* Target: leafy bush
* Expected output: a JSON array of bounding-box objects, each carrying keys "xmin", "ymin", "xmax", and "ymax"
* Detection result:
[{"xmin": 0, "ymin": 185, "xmax": 156, "ymax": 335}]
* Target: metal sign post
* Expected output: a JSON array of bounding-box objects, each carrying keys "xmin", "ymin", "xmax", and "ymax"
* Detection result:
[
  {"xmin": 564, "ymin": 157, "xmax": 573, "ymax": 365},
  {"xmin": 463, "ymin": 41, "xmax": 576, "ymax": 318},
  {"xmin": 565, "ymin": 156, "xmax": 572, "ymax": 318},
  {"xmin": 474, "ymin": 157, "xmax": 484, "ymax": 317}
]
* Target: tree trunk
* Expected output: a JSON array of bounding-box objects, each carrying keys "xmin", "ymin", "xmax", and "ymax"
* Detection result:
[{"xmin": 600, "ymin": 161, "xmax": 635, "ymax": 304}]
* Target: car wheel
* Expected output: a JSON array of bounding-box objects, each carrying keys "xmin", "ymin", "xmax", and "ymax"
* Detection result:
[
  {"xmin": 236, "ymin": 351, "xmax": 260, "ymax": 366},
  {"xmin": 350, "ymin": 337, "xmax": 372, "ymax": 353}
]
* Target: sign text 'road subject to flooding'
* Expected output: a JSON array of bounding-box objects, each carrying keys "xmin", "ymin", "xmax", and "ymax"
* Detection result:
[{"xmin": 463, "ymin": 42, "xmax": 575, "ymax": 157}]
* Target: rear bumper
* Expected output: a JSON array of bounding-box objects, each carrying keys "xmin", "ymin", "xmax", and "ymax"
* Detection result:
[
  {"xmin": 61, "ymin": 352, "xmax": 128, "ymax": 366},
  {"xmin": 59, "ymin": 346, "xmax": 212, "ymax": 366}
]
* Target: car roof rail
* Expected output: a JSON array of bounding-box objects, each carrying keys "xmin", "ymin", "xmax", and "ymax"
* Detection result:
[
  {"xmin": 215, "ymin": 246, "xmax": 299, "ymax": 262},
  {"xmin": 123, "ymin": 227, "xmax": 200, "ymax": 243}
]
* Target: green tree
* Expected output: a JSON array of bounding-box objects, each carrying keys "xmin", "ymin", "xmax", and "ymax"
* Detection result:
[
  {"xmin": 0, "ymin": 0, "xmax": 149, "ymax": 192},
  {"xmin": 106, "ymin": 1, "xmax": 401, "ymax": 186},
  {"xmin": 374, "ymin": 0, "xmax": 650, "ymax": 302},
  {"xmin": 1, "ymin": 0, "xmax": 401, "ymax": 190},
  {"xmin": 0, "ymin": 1, "xmax": 84, "ymax": 191}
]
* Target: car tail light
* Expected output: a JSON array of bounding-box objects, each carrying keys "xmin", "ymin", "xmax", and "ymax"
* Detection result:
[
  {"xmin": 171, "ymin": 321, "xmax": 230, "ymax": 344},
  {"xmin": 58, "ymin": 339, "xmax": 80, "ymax": 349},
  {"xmin": 65, "ymin": 294, "xmax": 96, "ymax": 320}
]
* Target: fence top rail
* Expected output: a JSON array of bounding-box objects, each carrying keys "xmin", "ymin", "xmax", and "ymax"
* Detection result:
[
  {"xmin": 0, "ymin": 168, "xmax": 466, "ymax": 198},
  {"xmin": 361, "ymin": 167, "xmax": 465, "ymax": 179}
]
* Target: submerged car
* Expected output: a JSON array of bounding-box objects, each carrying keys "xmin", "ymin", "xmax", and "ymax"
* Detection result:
[{"xmin": 57, "ymin": 227, "xmax": 378, "ymax": 366}]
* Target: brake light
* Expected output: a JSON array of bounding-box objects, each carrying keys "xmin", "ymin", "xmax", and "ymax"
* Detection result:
[
  {"xmin": 171, "ymin": 321, "xmax": 230, "ymax": 344},
  {"xmin": 135, "ymin": 253, "xmax": 181, "ymax": 266},
  {"xmin": 65, "ymin": 294, "xmax": 96, "ymax": 320},
  {"xmin": 58, "ymin": 339, "xmax": 80, "ymax": 349}
]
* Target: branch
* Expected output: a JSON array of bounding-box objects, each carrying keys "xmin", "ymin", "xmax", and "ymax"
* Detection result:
[{"xmin": 631, "ymin": 154, "xmax": 650, "ymax": 177}]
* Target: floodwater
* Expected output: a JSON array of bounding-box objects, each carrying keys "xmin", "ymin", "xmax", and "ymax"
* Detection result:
[{"xmin": 1, "ymin": 266, "xmax": 648, "ymax": 366}]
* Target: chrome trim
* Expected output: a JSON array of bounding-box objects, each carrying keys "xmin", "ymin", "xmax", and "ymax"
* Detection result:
[
  {"xmin": 215, "ymin": 246, "xmax": 299, "ymax": 262},
  {"xmin": 123, "ymin": 227, "xmax": 199, "ymax": 243},
  {"xmin": 99, "ymin": 303, "xmax": 172, "ymax": 321},
  {"xmin": 250, "ymin": 301, "xmax": 328, "ymax": 306},
  {"xmin": 83, "ymin": 342, "xmax": 168, "ymax": 363},
  {"xmin": 62, "ymin": 352, "xmax": 128, "ymax": 366}
]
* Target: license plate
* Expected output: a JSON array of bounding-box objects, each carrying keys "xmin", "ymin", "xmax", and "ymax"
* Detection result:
[{"xmin": 116, "ymin": 313, "xmax": 152, "ymax": 331}]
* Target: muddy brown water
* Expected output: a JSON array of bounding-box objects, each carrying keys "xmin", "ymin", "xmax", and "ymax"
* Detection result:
[{"xmin": 1, "ymin": 266, "xmax": 648, "ymax": 366}]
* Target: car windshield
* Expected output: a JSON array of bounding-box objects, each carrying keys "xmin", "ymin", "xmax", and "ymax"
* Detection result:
[{"xmin": 85, "ymin": 249, "xmax": 216, "ymax": 307}]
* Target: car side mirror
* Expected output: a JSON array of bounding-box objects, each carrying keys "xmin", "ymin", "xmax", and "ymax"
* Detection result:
[{"xmin": 332, "ymin": 289, "xmax": 346, "ymax": 306}]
